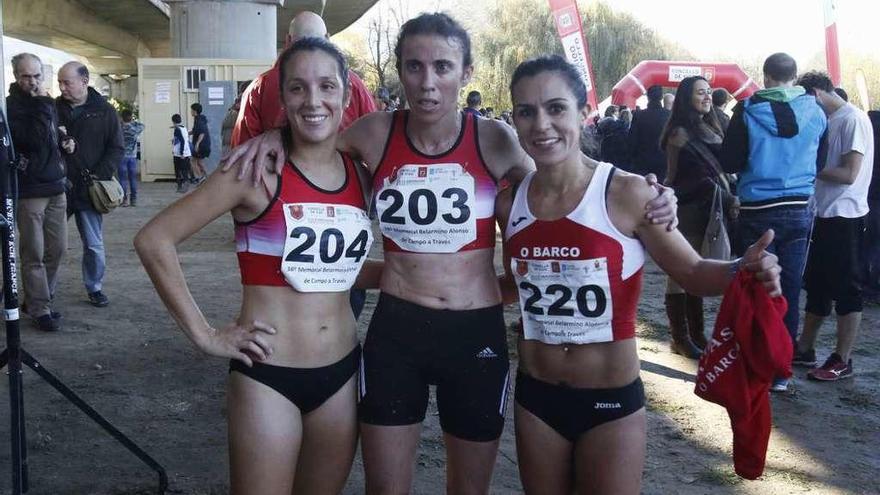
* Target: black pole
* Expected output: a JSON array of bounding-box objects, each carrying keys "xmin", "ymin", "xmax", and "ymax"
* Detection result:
[
  {"xmin": 0, "ymin": 103, "xmax": 26, "ymax": 494},
  {"xmin": 0, "ymin": 105, "xmax": 167, "ymax": 494}
]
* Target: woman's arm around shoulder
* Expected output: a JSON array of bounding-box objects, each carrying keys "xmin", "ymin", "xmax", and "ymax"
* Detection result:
[
  {"xmin": 477, "ymin": 117, "xmax": 535, "ymax": 186},
  {"xmin": 338, "ymin": 111, "xmax": 394, "ymax": 171}
]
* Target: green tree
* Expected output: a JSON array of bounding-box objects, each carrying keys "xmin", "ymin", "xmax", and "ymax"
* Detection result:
[
  {"xmin": 805, "ymin": 50, "xmax": 880, "ymax": 110},
  {"xmin": 471, "ymin": 0, "xmax": 689, "ymax": 110}
]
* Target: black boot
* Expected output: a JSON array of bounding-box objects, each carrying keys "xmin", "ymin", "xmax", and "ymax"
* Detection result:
[
  {"xmin": 665, "ymin": 294, "xmax": 702, "ymax": 359},
  {"xmin": 686, "ymin": 294, "xmax": 708, "ymax": 351}
]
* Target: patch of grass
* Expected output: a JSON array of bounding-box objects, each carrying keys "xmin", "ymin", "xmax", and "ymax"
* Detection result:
[{"xmin": 696, "ymin": 466, "xmax": 743, "ymax": 486}]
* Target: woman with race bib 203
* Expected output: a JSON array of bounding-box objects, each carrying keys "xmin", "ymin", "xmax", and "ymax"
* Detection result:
[
  {"xmin": 497, "ymin": 55, "xmax": 782, "ymax": 495},
  {"xmin": 136, "ymin": 38, "xmax": 380, "ymax": 494}
]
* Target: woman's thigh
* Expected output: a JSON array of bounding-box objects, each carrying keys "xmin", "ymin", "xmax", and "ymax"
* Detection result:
[
  {"xmin": 227, "ymin": 371, "xmax": 303, "ymax": 495},
  {"xmin": 293, "ymin": 376, "xmax": 358, "ymax": 495},
  {"xmin": 514, "ymin": 404, "xmax": 574, "ymax": 495},
  {"xmin": 574, "ymin": 408, "xmax": 646, "ymax": 495}
]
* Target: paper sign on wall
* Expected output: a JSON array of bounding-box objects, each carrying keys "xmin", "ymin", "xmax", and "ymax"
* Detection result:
[{"xmin": 154, "ymin": 82, "xmax": 171, "ymax": 104}]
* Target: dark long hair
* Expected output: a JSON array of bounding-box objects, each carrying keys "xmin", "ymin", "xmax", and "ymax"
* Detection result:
[{"xmin": 660, "ymin": 76, "xmax": 722, "ymax": 149}]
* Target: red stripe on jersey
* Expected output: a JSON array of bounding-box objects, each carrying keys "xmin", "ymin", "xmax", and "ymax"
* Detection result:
[
  {"xmin": 235, "ymin": 153, "xmax": 368, "ymax": 287},
  {"xmin": 373, "ymin": 110, "xmax": 497, "ymax": 253},
  {"xmin": 507, "ymin": 218, "xmax": 642, "ymax": 341}
]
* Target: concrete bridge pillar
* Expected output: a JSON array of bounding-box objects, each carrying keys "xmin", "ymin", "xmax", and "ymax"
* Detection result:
[{"xmin": 166, "ymin": 0, "xmax": 283, "ymax": 59}]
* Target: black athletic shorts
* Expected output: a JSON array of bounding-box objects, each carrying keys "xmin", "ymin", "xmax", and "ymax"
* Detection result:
[
  {"xmin": 358, "ymin": 293, "xmax": 510, "ymax": 442},
  {"xmin": 515, "ymin": 371, "xmax": 645, "ymax": 442},
  {"xmin": 804, "ymin": 215, "xmax": 866, "ymax": 316},
  {"xmin": 230, "ymin": 346, "xmax": 359, "ymax": 414}
]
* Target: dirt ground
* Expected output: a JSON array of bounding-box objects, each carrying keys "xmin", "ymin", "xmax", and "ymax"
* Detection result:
[{"xmin": 0, "ymin": 182, "xmax": 877, "ymax": 495}]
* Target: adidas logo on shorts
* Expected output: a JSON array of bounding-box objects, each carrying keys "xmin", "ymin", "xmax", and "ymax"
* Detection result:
[{"xmin": 476, "ymin": 347, "xmax": 498, "ymax": 359}]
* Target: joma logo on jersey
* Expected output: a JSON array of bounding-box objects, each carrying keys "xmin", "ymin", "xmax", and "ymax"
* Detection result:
[{"xmin": 520, "ymin": 247, "xmax": 582, "ymax": 258}]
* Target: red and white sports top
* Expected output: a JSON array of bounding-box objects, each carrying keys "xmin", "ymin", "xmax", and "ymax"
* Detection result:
[
  {"xmin": 235, "ymin": 153, "xmax": 372, "ymax": 292},
  {"xmin": 504, "ymin": 162, "xmax": 645, "ymax": 344},
  {"xmin": 372, "ymin": 110, "xmax": 497, "ymax": 253}
]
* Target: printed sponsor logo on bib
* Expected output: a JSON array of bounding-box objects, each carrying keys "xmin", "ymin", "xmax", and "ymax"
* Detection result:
[
  {"xmin": 511, "ymin": 257, "xmax": 614, "ymax": 344},
  {"xmin": 281, "ymin": 203, "xmax": 373, "ymax": 292},
  {"xmin": 376, "ymin": 163, "xmax": 476, "ymax": 253}
]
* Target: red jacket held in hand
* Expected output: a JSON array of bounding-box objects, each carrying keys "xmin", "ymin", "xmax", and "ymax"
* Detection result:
[{"xmin": 694, "ymin": 271, "xmax": 791, "ymax": 480}]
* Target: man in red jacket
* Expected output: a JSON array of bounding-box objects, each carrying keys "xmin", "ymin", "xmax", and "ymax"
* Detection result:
[{"xmin": 231, "ymin": 10, "xmax": 376, "ymax": 146}]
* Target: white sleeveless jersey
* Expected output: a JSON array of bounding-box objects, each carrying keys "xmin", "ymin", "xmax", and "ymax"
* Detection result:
[{"xmin": 504, "ymin": 162, "xmax": 645, "ymax": 344}]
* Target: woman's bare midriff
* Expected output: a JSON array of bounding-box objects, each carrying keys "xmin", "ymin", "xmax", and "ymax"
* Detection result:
[
  {"xmin": 380, "ymin": 248, "xmax": 502, "ymax": 310},
  {"xmin": 238, "ymin": 286, "xmax": 357, "ymax": 368},
  {"xmin": 518, "ymin": 338, "xmax": 641, "ymax": 389}
]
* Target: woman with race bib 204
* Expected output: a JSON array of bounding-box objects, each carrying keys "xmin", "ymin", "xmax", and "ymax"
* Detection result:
[
  {"xmin": 497, "ymin": 55, "xmax": 782, "ymax": 495},
  {"xmin": 135, "ymin": 38, "xmax": 380, "ymax": 494},
  {"xmin": 223, "ymin": 13, "xmax": 678, "ymax": 494}
]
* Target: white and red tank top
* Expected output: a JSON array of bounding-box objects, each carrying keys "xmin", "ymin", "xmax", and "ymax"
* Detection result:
[
  {"xmin": 504, "ymin": 162, "xmax": 645, "ymax": 344},
  {"xmin": 235, "ymin": 153, "xmax": 373, "ymax": 292},
  {"xmin": 372, "ymin": 110, "xmax": 497, "ymax": 253}
]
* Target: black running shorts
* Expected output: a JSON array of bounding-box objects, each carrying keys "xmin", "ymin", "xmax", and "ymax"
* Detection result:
[
  {"xmin": 804, "ymin": 216, "xmax": 866, "ymax": 316},
  {"xmin": 358, "ymin": 293, "xmax": 510, "ymax": 442}
]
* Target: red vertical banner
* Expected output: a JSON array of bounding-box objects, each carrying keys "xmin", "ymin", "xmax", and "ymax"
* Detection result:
[
  {"xmin": 822, "ymin": 0, "xmax": 841, "ymax": 86},
  {"xmin": 548, "ymin": 0, "xmax": 599, "ymax": 111}
]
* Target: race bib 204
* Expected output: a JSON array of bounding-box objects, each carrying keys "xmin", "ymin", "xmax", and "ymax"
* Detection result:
[
  {"xmin": 376, "ymin": 163, "xmax": 476, "ymax": 253},
  {"xmin": 281, "ymin": 203, "xmax": 373, "ymax": 292},
  {"xmin": 512, "ymin": 257, "xmax": 614, "ymax": 344}
]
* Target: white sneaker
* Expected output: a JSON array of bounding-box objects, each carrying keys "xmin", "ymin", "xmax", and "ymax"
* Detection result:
[{"xmin": 769, "ymin": 377, "xmax": 789, "ymax": 393}]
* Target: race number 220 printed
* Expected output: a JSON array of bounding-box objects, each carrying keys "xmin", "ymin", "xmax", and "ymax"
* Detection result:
[{"xmin": 512, "ymin": 257, "xmax": 614, "ymax": 344}]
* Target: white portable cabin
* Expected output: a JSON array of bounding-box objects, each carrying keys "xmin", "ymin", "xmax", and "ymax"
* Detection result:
[{"xmin": 137, "ymin": 58, "xmax": 273, "ymax": 182}]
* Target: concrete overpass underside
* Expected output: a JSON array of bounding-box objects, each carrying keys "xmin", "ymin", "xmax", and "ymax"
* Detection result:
[{"xmin": 2, "ymin": 0, "xmax": 377, "ymax": 76}]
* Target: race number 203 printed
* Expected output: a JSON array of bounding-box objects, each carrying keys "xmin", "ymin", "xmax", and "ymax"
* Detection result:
[
  {"xmin": 375, "ymin": 163, "xmax": 476, "ymax": 253},
  {"xmin": 512, "ymin": 257, "xmax": 614, "ymax": 344},
  {"xmin": 281, "ymin": 203, "xmax": 373, "ymax": 292}
]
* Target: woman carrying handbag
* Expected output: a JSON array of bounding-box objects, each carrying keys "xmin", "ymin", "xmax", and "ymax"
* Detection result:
[{"xmin": 661, "ymin": 76, "xmax": 739, "ymax": 357}]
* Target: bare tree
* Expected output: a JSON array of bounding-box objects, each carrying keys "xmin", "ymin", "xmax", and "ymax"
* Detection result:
[{"xmin": 365, "ymin": 0, "xmax": 409, "ymax": 91}]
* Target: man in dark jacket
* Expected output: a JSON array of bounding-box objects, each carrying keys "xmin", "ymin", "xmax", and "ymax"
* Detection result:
[
  {"xmin": 56, "ymin": 61, "xmax": 123, "ymax": 307},
  {"xmin": 7, "ymin": 53, "xmax": 70, "ymax": 330},
  {"xmin": 627, "ymin": 85, "xmax": 671, "ymax": 181},
  {"xmin": 598, "ymin": 105, "xmax": 631, "ymax": 169}
]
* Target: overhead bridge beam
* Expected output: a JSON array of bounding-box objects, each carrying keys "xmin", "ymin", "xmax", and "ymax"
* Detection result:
[{"xmin": 2, "ymin": 0, "xmax": 164, "ymax": 74}]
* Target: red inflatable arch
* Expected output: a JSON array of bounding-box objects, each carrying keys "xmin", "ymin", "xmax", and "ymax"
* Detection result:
[{"xmin": 610, "ymin": 61, "xmax": 760, "ymax": 108}]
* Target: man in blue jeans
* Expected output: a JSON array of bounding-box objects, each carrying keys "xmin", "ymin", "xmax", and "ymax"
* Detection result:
[
  {"xmin": 56, "ymin": 62, "xmax": 123, "ymax": 307},
  {"xmin": 720, "ymin": 53, "xmax": 827, "ymax": 392}
]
